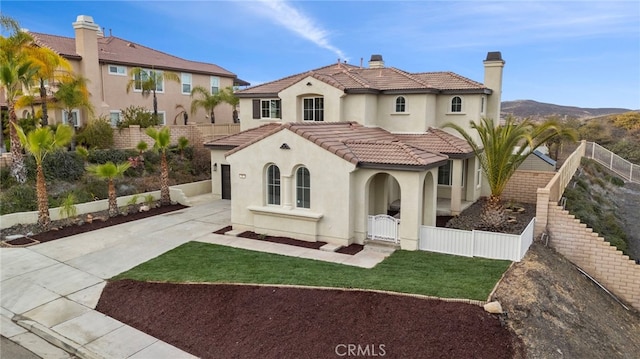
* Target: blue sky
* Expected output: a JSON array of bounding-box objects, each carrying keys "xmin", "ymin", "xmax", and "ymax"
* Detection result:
[{"xmin": 3, "ymin": 0, "xmax": 639, "ymax": 109}]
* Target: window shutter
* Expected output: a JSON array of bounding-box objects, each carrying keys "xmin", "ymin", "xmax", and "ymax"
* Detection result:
[{"xmin": 252, "ymin": 99, "xmax": 260, "ymax": 119}]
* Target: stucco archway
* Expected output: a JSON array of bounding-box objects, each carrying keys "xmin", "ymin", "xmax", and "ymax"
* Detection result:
[{"xmin": 366, "ymin": 172, "xmax": 401, "ymax": 217}]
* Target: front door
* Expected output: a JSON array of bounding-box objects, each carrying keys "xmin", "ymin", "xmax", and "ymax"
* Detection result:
[{"xmin": 221, "ymin": 164, "xmax": 231, "ymax": 200}]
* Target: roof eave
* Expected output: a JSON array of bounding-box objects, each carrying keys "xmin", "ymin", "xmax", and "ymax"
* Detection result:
[
  {"xmin": 203, "ymin": 144, "xmax": 237, "ymax": 150},
  {"xmin": 357, "ymin": 159, "xmax": 448, "ymax": 172},
  {"xmin": 440, "ymin": 89, "xmax": 492, "ymax": 95},
  {"xmin": 235, "ymin": 93, "xmax": 280, "ymax": 98},
  {"xmin": 381, "ymin": 88, "xmax": 440, "ymax": 95}
]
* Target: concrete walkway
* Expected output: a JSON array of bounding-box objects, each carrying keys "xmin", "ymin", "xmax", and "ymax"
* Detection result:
[{"xmin": 1, "ymin": 196, "xmax": 388, "ymax": 358}]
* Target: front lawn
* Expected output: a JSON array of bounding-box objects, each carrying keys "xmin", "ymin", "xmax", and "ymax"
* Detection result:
[{"xmin": 113, "ymin": 241, "xmax": 511, "ymax": 301}]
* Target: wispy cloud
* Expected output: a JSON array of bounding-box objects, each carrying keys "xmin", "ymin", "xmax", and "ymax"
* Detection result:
[{"xmin": 251, "ymin": 0, "xmax": 347, "ymax": 60}]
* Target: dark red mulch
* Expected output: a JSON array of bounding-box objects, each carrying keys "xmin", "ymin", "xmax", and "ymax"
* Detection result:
[
  {"xmin": 20, "ymin": 204, "xmax": 187, "ymax": 244},
  {"xmin": 335, "ymin": 243, "xmax": 364, "ymax": 255},
  {"xmin": 97, "ymin": 280, "xmax": 523, "ymax": 359},
  {"xmin": 237, "ymin": 230, "xmax": 328, "ymax": 249},
  {"xmin": 4, "ymin": 237, "xmax": 38, "ymax": 246},
  {"xmin": 213, "ymin": 225, "xmax": 232, "ymax": 235}
]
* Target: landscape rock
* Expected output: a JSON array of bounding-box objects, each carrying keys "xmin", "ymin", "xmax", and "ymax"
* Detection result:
[
  {"xmin": 139, "ymin": 205, "xmax": 150, "ymax": 212},
  {"xmin": 484, "ymin": 301, "xmax": 503, "ymax": 314}
]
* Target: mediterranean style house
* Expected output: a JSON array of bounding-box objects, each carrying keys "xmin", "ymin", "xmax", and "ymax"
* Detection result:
[
  {"xmin": 205, "ymin": 52, "xmax": 505, "ymax": 250},
  {"xmin": 23, "ymin": 15, "xmax": 246, "ymax": 127}
]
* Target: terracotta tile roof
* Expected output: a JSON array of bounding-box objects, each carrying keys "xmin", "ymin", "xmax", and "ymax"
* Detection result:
[
  {"xmin": 204, "ymin": 123, "xmax": 282, "ymax": 149},
  {"xmin": 214, "ymin": 121, "xmax": 453, "ymax": 170},
  {"xmin": 395, "ymin": 128, "xmax": 475, "ymax": 158},
  {"xmin": 29, "ymin": 32, "xmax": 236, "ymax": 77},
  {"xmin": 236, "ymin": 62, "xmax": 488, "ymax": 96}
]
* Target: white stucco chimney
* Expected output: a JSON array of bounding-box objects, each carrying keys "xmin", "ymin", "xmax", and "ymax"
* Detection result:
[
  {"xmin": 368, "ymin": 54, "xmax": 385, "ymax": 69},
  {"xmin": 483, "ymin": 51, "xmax": 505, "ymax": 124},
  {"xmin": 72, "ymin": 15, "xmax": 102, "ymax": 117}
]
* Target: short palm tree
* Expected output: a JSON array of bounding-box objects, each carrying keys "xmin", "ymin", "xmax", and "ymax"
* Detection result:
[
  {"xmin": 126, "ymin": 67, "xmax": 180, "ymax": 122},
  {"xmin": 15, "ymin": 124, "xmax": 73, "ymax": 228},
  {"xmin": 1, "ymin": 15, "xmax": 37, "ymax": 183},
  {"xmin": 87, "ymin": 161, "xmax": 131, "ymax": 217},
  {"xmin": 53, "ymin": 73, "xmax": 92, "ymax": 149},
  {"xmin": 446, "ymin": 116, "xmax": 576, "ymax": 230},
  {"xmin": 146, "ymin": 126, "xmax": 172, "ymax": 205},
  {"xmin": 190, "ymin": 85, "xmax": 224, "ymax": 124}
]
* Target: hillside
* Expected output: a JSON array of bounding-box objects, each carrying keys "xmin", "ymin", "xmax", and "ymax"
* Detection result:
[{"xmin": 501, "ymin": 100, "xmax": 632, "ymax": 120}]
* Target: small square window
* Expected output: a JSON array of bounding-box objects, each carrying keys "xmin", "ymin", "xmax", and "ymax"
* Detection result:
[{"xmin": 108, "ymin": 65, "xmax": 126, "ymax": 75}]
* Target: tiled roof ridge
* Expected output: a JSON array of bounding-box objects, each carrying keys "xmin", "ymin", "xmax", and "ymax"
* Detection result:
[
  {"xmin": 340, "ymin": 69, "xmax": 371, "ymax": 88},
  {"xmin": 388, "ymin": 67, "xmax": 432, "ymax": 88},
  {"xmin": 428, "ymin": 127, "xmax": 472, "ymax": 152},
  {"xmin": 223, "ymin": 123, "xmax": 284, "ymax": 156},
  {"xmin": 309, "ymin": 72, "xmax": 346, "ymax": 91},
  {"xmin": 343, "ymin": 139, "xmax": 437, "ymax": 165},
  {"xmin": 414, "ymin": 71, "xmax": 486, "ymax": 88},
  {"xmin": 29, "ymin": 32, "xmax": 70, "ymax": 56},
  {"xmin": 239, "ymin": 72, "xmax": 305, "ymax": 93}
]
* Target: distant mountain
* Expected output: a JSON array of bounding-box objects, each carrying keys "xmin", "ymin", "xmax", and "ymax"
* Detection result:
[{"xmin": 501, "ymin": 100, "xmax": 633, "ymax": 120}]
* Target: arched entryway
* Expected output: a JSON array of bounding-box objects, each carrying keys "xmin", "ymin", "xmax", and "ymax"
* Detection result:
[{"xmin": 366, "ymin": 172, "xmax": 401, "ymax": 243}]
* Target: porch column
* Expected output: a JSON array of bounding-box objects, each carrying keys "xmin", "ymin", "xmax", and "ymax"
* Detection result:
[
  {"xmin": 399, "ymin": 174, "xmax": 422, "ymax": 250},
  {"xmin": 450, "ymin": 160, "xmax": 463, "ymax": 215},
  {"xmin": 282, "ymin": 175, "xmax": 293, "ymax": 209}
]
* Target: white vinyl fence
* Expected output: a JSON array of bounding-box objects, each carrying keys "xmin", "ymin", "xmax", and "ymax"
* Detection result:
[
  {"xmin": 367, "ymin": 215, "xmax": 400, "ymax": 243},
  {"xmin": 419, "ymin": 218, "xmax": 535, "ymax": 261}
]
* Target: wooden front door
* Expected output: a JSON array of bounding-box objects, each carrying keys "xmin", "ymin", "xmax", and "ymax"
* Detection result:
[{"xmin": 221, "ymin": 164, "xmax": 231, "ymax": 200}]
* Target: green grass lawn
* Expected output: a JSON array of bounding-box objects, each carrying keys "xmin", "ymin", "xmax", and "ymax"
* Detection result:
[{"xmin": 113, "ymin": 241, "xmax": 511, "ymax": 301}]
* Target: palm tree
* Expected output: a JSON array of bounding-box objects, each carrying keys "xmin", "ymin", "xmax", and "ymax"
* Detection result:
[
  {"xmin": 53, "ymin": 73, "xmax": 92, "ymax": 149},
  {"xmin": 220, "ymin": 86, "xmax": 239, "ymax": 123},
  {"xmin": 445, "ymin": 116, "xmax": 576, "ymax": 230},
  {"xmin": 146, "ymin": 126, "xmax": 172, "ymax": 205},
  {"xmin": 87, "ymin": 161, "xmax": 131, "ymax": 217},
  {"xmin": 126, "ymin": 67, "xmax": 179, "ymax": 122},
  {"xmin": 190, "ymin": 85, "xmax": 224, "ymax": 124},
  {"xmin": 1, "ymin": 15, "xmax": 37, "ymax": 183},
  {"xmin": 27, "ymin": 46, "xmax": 72, "ymax": 126},
  {"xmin": 15, "ymin": 124, "xmax": 73, "ymax": 228}
]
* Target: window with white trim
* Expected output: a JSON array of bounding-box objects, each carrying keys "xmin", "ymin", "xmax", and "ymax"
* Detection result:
[
  {"xmin": 109, "ymin": 111, "xmax": 121, "ymax": 127},
  {"xmin": 62, "ymin": 109, "xmax": 81, "ymax": 127},
  {"xmin": 261, "ymin": 99, "xmax": 281, "ymax": 119},
  {"xmin": 395, "ymin": 96, "xmax": 406, "ymax": 112},
  {"xmin": 108, "ymin": 65, "xmax": 126, "ymax": 76},
  {"xmin": 437, "ymin": 160, "xmax": 465, "ymax": 186},
  {"xmin": 296, "ymin": 167, "xmax": 310, "ymax": 209},
  {"xmin": 451, "ymin": 96, "xmax": 462, "ymax": 113},
  {"xmin": 155, "ymin": 111, "xmax": 166, "ymax": 125},
  {"xmin": 303, "ymin": 97, "xmax": 324, "ymax": 121},
  {"xmin": 267, "ymin": 164, "xmax": 281, "ymax": 205},
  {"xmin": 133, "ymin": 69, "xmax": 164, "ymax": 92},
  {"xmin": 480, "ymin": 96, "xmax": 485, "ymax": 114},
  {"xmin": 181, "ymin": 73, "xmax": 192, "ymax": 94},
  {"xmin": 210, "ymin": 76, "xmax": 219, "ymax": 94},
  {"xmin": 475, "ymin": 158, "xmax": 482, "ymax": 188}
]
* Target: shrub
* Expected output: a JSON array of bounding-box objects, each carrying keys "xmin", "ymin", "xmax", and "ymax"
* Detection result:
[
  {"xmin": 0, "ymin": 167, "xmax": 18, "ymax": 190},
  {"xmin": 117, "ymin": 105, "xmax": 158, "ymax": 130},
  {"xmin": 76, "ymin": 116, "xmax": 114, "ymax": 149},
  {"xmin": 25, "ymin": 150, "xmax": 85, "ymax": 182},
  {"xmin": 88, "ymin": 148, "xmax": 136, "ymax": 165},
  {"xmin": 59, "ymin": 193, "xmax": 78, "ymax": 219},
  {"xmin": 0, "ymin": 184, "xmax": 37, "ymax": 214}
]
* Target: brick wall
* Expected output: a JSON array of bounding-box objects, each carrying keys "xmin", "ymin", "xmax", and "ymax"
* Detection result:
[
  {"xmin": 547, "ymin": 204, "xmax": 640, "ymax": 310},
  {"xmin": 503, "ymin": 170, "xmax": 555, "ymax": 204},
  {"xmin": 113, "ymin": 125, "xmax": 206, "ymax": 150}
]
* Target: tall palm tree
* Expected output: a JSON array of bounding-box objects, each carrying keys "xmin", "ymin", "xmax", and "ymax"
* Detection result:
[
  {"xmin": 15, "ymin": 124, "xmax": 73, "ymax": 228},
  {"xmin": 126, "ymin": 67, "xmax": 179, "ymax": 122},
  {"xmin": 53, "ymin": 73, "xmax": 92, "ymax": 149},
  {"xmin": 146, "ymin": 126, "xmax": 172, "ymax": 205},
  {"xmin": 190, "ymin": 85, "xmax": 224, "ymax": 124},
  {"xmin": 445, "ymin": 116, "xmax": 576, "ymax": 230},
  {"xmin": 27, "ymin": 46, "xmax": 72, "ymax": 126},
  {"xmin": 1, "ymin": 15, "xmax": 37, "ymax": 183},
  {"xmin": 220, "ymin": 86, "xmax": 239, "ymax": 123},
  {"xmin": 88, "ymin": 161, "xmax": 131, "ymax": 217}
]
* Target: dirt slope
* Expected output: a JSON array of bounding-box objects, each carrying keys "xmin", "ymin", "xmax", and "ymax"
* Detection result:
[{"xmin": 493, "ymin": 242, "xmax": 640, "ymax": 358}]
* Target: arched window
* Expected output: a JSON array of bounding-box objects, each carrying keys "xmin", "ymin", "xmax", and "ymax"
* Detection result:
[
  {"xmin": 296, "ymin": 167, "xmax": 310, "ymax": 208},
  {"xmin": 267, "ymin": 164, "xmax": 280, "ymax": 205},
  {"xmin": 395, "ymin": 96, "xmax": 406, "ymax": 112},
  {"xmin": 451, "ymin": 96, "xmax": 462, "ymax": 113}
]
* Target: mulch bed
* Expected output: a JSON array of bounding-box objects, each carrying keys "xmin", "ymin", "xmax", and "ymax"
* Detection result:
[
  {"xmin": 213, "ymin": 226, "xmax": 364, "ymax": 255},
  {"xmin": 2, "ymin": 204, "xmax": 187, "ymax": 246},
  {"xmin": 96, "ymin": 280, "xmax": 523, "ymax": 359}
]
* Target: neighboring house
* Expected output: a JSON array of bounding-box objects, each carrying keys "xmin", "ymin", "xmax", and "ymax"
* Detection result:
[
  {"xmin": 519, "ymin": 148, "xmax": 557, "ymax": 172},
  {"xmin": 205, "ymin": 52, "xmax": 505, "ymax": 250},
  {"xmin": 24, "ymin": 15, "xmax": 247, "ymax": 127}
]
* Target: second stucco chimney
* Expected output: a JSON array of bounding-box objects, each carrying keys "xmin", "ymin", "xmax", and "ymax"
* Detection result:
[
  {"xmin": 72, "ymin": 15, "xmax": 102, "ymax": 116},
  {"xmin": 368, "ymin": 54, "xmax": 385, "ymax": 69},
  {"xmin": 483, "ymin": 51, "xmax": 505, "ymax": 124}
]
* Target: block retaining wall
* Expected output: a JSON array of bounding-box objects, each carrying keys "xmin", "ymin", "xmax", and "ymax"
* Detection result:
[{"xmin": 547, "ymin": 204, "xmax": 640, "ymax": 310}]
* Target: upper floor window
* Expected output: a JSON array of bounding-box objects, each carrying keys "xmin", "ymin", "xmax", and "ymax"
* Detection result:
[
  {"xmin": 296, "ymin": 167, "xmax": 310, "ymax": 209},
  {"xmin": 262, "ymin": 99, "xmax": 281, "ymax": 119},
  {"xmin": 108, "ymin": 65, "xmax": 126, "ymax": 76},
  {"xmin": 267, "ymin": 164, "xmax": 281, "ymax": 205},
  {"xmin": 303, "ymin": 97, "xmax": 324, "ymax": 121},
  {"xmin": 210, "ymin": 76, "xmax": 220, "ymax": 94},
  {"xmin": 133, "ymin": 69, "xmax": 163, "ymax": 92},
  {"xmin": 181, "ymin": 73, "xmax": 192, "ymax": 94},
  {"xmin": 395, "ymin": 96, "xmax": 406, "ymax": 112},
  {"xmin": 62, "ymin": 109, "xmax": 81, "ymax": 128},
  {"xmin": 451, "ymin": 96, "xmax": 462, "ymax": 113}
]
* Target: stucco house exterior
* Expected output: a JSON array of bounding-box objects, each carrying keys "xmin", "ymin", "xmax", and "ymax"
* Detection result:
[
  {"xmin": 205, "ymin": 52, "xmax": 505, "ymax": 250},
  {"xmin": 22, "ymin": 15, "xmax": 246, "ymax": 127}
]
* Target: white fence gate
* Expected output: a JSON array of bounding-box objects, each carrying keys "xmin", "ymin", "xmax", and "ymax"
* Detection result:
[
  {"xmin": 419, "ymin": 218, "xmax": 535, "ymax": 262},
  {"xmin": 367, "ymin": 215, "xmax": 400, "ymax": 243}
]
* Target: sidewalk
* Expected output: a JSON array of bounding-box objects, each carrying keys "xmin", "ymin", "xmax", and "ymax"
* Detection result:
[{"xmin": 1, "ymin": 196, "xmax": 388, "ymax": 358}]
